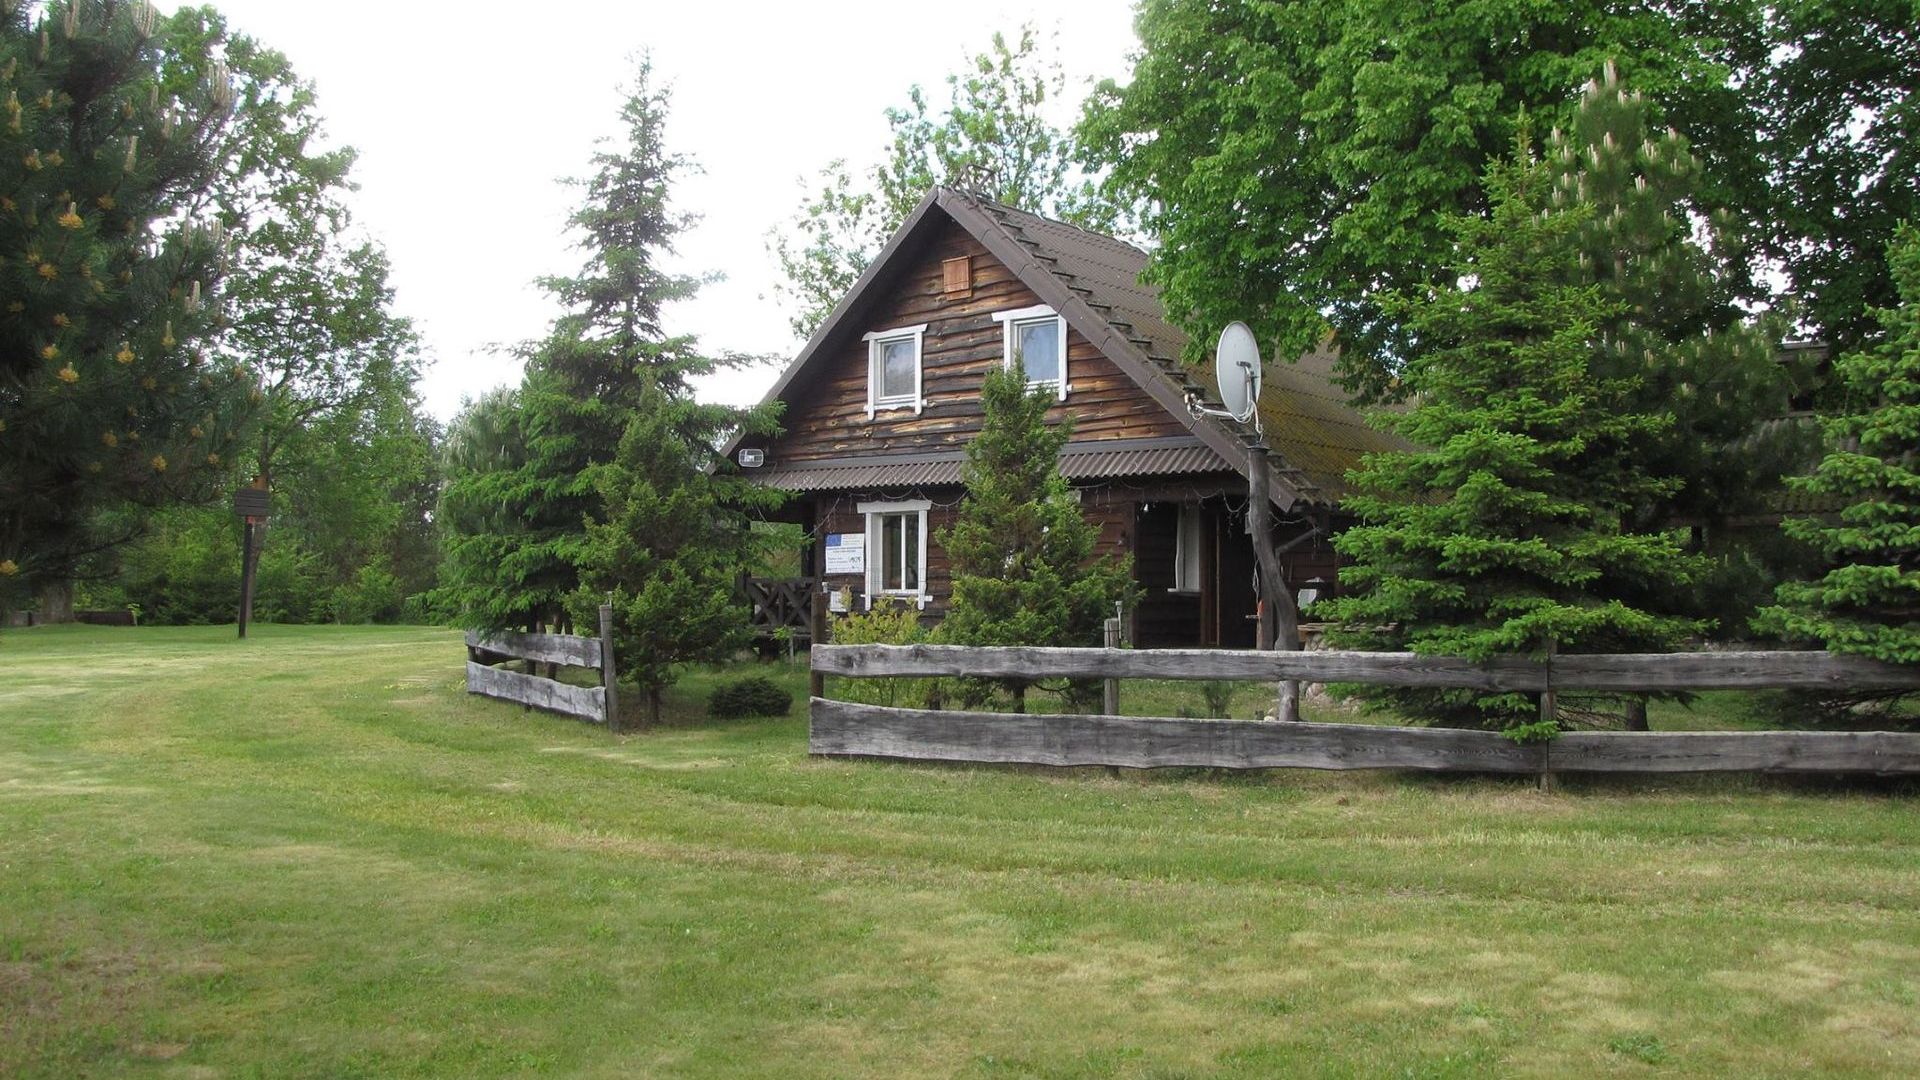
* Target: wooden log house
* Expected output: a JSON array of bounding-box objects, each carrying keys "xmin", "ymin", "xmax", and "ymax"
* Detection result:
[{"xmin": 727, "ymin": 188, "xmax": 1410, "ymax": 648}]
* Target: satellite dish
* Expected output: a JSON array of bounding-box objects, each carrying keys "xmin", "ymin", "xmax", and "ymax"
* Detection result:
[{"xmin": 1214, "ymin": 321, "xmax": 1263, "ymax": 422}]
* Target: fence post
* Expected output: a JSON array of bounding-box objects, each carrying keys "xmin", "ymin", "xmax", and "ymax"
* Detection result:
[
  {"xmin": 1538, "ymin": 637, "xmax": 1557, "ymax": 792},
  {"xmin": 808, "ymin": 590, "xmax": 828, "ymax": 701},
  {"xmin": 599, "ymin": 602, "xmax": 619, "ymax": 734},
  {"xmin": 1103, "ymin": 617, "xmax": 1121, "ymax": 716}
]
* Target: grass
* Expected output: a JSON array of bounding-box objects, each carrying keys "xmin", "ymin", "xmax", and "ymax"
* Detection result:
[{"xmin": 1, "ymin": 623, "xmax": 1916, "ymax": 1077}]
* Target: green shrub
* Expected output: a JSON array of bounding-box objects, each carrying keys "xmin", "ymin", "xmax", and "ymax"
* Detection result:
[
  {"xmin": 708, "ymin": 676, "xmax": 793, "ymax": 719},
  {"xmin": 829, "ymin": 597, "xmax": 931, "ymax": 708}
]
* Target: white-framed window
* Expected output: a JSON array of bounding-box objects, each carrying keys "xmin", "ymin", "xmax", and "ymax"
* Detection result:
[
  {"xmin": 1172, "ymin": 503, "xmax": 1203, "ymax": 594},
  {"xmin": 864, "ymin": 323, "xmax": 926, "ymax": 417},
  {"xmin": 992, "ymin": 303, "xmax": 1068, "ymax": 399},
  {"xmin": 858, "ymin": 498, "xmax": 930, "ymax": 608}
]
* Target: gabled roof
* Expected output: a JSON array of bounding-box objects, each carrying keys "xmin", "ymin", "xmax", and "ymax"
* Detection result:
[{"xmin": 738, "ymin": 187, "xmax": 1409, "ymax": 509}]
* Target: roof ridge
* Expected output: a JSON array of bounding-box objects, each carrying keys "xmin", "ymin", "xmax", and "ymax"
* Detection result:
[{"xmin": 963, "ymin": 189, "xmax": 1153, "ymax": 260}]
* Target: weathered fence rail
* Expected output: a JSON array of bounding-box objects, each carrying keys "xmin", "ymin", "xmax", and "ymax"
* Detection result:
[
  {"xmin": 465, "ymin": 604, "xmax": 618, "ymax": 729},
  {"xmin": 809, "ymin": 644, "xmax": 1920, "ymax": 775},
  {"xmin": 811, "ymin": 644, "xmax": 1920, "ymax": 692}
]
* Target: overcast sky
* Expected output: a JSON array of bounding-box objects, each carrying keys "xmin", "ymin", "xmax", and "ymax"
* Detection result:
[{"xmin": 179, "ymin": 1, "xmax": 1143, "ymax": 421}]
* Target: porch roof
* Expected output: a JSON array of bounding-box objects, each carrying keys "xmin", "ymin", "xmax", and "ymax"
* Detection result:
[{"xmin": 752, "ymin": 436, "xmax": 1235, "ymax": 493}]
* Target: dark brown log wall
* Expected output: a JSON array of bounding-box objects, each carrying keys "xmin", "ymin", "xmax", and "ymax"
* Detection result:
[{"xmin": 764, "ymin": 221, "xmax": 1188, "ymax": 467}]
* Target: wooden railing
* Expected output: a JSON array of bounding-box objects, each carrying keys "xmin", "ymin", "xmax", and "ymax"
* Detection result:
[
  {"xmin": 742, "ymin": 576, "xmax": 816, "ymax": 638},
  {"xmin": 465, "ymin": 603, "xmax": 618, "ymax": 730},
  {"xmin": 809, "ymin": 645, "xmax": 1920, "ymax": 776}
]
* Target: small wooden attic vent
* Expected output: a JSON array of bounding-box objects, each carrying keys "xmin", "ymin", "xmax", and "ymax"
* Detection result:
[{"xmin": 941, "ymin": 256, "xmax": 972, "ymax": 299}]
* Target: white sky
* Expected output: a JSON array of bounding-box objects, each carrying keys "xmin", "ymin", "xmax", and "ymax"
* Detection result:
[{"xmin": 179, "ymin": 1, "xmax": 1143, "ymax": 421}]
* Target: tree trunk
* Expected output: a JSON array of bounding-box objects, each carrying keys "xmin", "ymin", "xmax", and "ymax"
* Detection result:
[
  {"xmin": 1247, "ymin": 449, "xmax": 1302, "ymax": 721},
  {"xmin": 647, "ymin": 686, "xmax": 662, "ymax": 727},
  {"xmin": 36, "ymin": 579, "xmax": 75, "ymax": 624},
  {"xmin": 1625, "ymin": 696, "xmax": 1649, "ymax": 731}
]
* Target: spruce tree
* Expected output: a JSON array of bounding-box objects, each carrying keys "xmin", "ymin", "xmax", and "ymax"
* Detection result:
[
  {"xmin": 0, "ymin": 1, "xmax": 253, "ymax": 615},
  {"xmin": 1754, "ymin": 224, "xmax": 1920, "ymax": 727},
  {"xmin": 440, "ymin": 58, "xmax": 777, "ymax": 637},
  {"xmin": 1324, "ymin": 141, "xmax": 1707, "ymax": 737},
  {"xmin": 937, "ymin": 360, "xmax": 1134, "ymax": 711},
  {"xmin": 568, "ymin": 379, "xmax": 773, "ymax": 725}
]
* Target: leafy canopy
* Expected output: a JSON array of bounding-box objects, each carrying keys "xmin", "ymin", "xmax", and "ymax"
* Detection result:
[
  {"xmin": 1078, "ymin": 0, "xmax": 1767, "ymax": 398},
  {"xmin": 768, "ymin": 27, "xmax": 1120, "ymax": 338}
]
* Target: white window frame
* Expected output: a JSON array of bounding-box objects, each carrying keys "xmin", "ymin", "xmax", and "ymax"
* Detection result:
[
  {"xmin": 992, "ymin": 303, "xmax": 1068, "ymax": 400},
  {"xmin": 864, "ymin": 323, "xmax": 927, "ymax": 418},
  {"xmin": 858, "ymin": 498, "xmax": 931, "ymax": 609},
  {"xmin": 1172, "ymin": 503, "xmax": 1203, "ymax": 594}
]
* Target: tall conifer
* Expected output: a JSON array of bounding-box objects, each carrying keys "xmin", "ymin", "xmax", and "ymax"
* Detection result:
[
  {"xmin": 1325, "ymin": 141, "xmax": 1706, "ymax": 736},
  {"xmin": 1754, "ymin": 224, "xmax": 1920, "ymax": 724},
  {"xmin": 937, "ymin": 360, "xmax": 1133, "ymax": 711},
  {"xmin": 441, "ymin": 59, "xmax": 779, "ymax": 638}
]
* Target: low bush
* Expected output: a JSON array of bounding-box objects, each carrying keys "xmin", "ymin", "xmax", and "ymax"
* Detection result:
[
  {"xmin": 708, "ymin": 676, "xmax": 793, "ymax": 719},
  {"xmin": 829, "ymin": 597, "xmax": 931, "ymax": 708}
]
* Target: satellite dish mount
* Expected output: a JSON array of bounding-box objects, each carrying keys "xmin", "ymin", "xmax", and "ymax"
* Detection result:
[{"xmin": 1188, "ymin": 320, "xmax": 1263, "ymax": 434}]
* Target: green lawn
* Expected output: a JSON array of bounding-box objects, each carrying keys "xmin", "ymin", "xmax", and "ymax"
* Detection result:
[{"xmin": 2, "ymin": 624, "xmax": 1916, "ymax": 1077}]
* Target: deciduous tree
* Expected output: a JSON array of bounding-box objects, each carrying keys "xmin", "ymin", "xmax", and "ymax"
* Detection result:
[
  {"xmin": 769, "ymin": 27, "xmax": 1119, "ymax": 338},
  {"xmin": 1078, "ymin": 0, "xmax": 1767, "ymax": 399}
]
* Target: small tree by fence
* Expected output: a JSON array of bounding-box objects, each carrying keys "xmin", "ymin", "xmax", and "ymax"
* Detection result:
[
  {"xmin": 810, "ymin": 644, "xmax": 1920, "ymax": 778},
  {"xmin": 466, "ymin": 602, "xmax": 619, "ymax": 731}
]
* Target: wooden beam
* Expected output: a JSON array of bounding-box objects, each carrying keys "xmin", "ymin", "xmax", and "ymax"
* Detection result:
[
  {"xmin": 813, "ymin": 644, "xmax": 1551, "ymax": 688},
  {"xmin": 466, "ymin": 661, "xmax": 606, "ymax": 723},
  {"xmin": 812, "ymin": 645, "xmax": 1920, "ymax": 693},
  {"xmin": 1546, "ymin": 652, "xmax": 1920, "ymax": 691},
  {"xmin": 1549, "ymin": 730, "xmax": 1920, "ymax": 774},
  {"xmin": 464, "ymin": 630, "xmax": 602, "ymax": 669},
  {"xmin": 809, "ymin": 700, "xmax": 1920, "ymax": 774},
  {"xmin": 811, "ymin": 699, "xmax": 1545, "ymax": 771}
]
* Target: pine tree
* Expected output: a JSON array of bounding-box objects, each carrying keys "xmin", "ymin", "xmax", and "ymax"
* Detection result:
[
  {"xmin": 1546, "ymin": 65, "xmax": 1793, "ymax": 579},
  {"xmin": 0, "ymin": 1, "xmax": 254, "ymax": 615},
  {"xmin": 937, "ymin": 360, "xmax": 1134, "ymax": 711},
  {"xmin": 1753, "ymin": 224, "xmax": 1920, "ymax": 728},
  {"xmin": 1323, "ymin": 141, "xmax": 1707, "ymax": 737}
]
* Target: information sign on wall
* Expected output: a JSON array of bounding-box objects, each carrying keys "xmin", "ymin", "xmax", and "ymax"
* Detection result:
[{"xmin": 823, "ymin": 533, "xmax": 865, "ymax": 575}]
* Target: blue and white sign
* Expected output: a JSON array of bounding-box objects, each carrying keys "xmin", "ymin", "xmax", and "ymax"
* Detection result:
[{"xmin": 824, "ymin": 533, "xmax": 865, "ymax": 576}]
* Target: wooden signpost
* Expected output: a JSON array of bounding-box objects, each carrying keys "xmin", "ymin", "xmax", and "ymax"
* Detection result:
[{"xmin": 232, "ymin": 482, "xmax": 270, "ymax": 639}]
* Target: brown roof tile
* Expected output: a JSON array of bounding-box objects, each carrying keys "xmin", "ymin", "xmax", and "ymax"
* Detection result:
[{"xmin": 967, "ymin": 197, "xmax": 1410, "ymax": 500}]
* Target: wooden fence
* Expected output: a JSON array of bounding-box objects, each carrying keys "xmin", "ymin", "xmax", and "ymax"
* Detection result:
[
  {"xmin": 809, "ymin": 644, "xmax": 1920, "ymax": 776},
  {"xmin": 465, "ymin": 603, "xmax": 618, "ymax": 730}
]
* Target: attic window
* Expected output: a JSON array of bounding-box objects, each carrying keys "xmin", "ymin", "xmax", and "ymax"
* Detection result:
[
  {"xmin": 863, "ymin": 323, "xmax": 926, "ymax": 417},
  {"xmin": 992, "ymin": 303, "xmax": 1068, "ymax": 400},
  {"xmin": 941, "ymin": 256, "xmax": 972, "ymax": 298}
]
